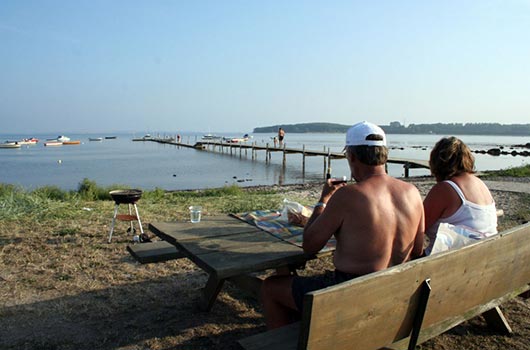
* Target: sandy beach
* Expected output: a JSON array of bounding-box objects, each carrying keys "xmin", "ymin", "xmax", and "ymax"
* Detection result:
[{"xmin": 0, "ymin": 177, "xmax": 529, "ymax": 350}]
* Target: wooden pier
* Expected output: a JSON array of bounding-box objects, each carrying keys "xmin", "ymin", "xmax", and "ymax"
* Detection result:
[{"xmin": 133, "ymin": 137, "xmax": 430, "ymax": 178}]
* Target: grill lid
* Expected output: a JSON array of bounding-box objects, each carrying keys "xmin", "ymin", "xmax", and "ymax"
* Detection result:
[{"xmin": 109, "ymin": 189, "xmax": 143, "ymax": 204}]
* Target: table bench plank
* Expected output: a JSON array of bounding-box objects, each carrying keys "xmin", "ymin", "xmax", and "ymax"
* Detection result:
[
  {"xmin": 126, "ymin": 241, "xmax": 184, "ymax": 264},
  {"xmin": 149, "ymin": 217, "xmax": 258, "ymax": 242},
  {"xmin": 181, "ymin": 239, "xmax": 306, "ymax": 278}
]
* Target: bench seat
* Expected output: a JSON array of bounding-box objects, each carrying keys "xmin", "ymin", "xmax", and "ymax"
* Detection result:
[
  {"xmin": 126, "ymin": 240, "xmax": 183, "ymax": 264},
  {"xmin": 239, "ymin": 223, "xmax": 530, "ymax": 350}
]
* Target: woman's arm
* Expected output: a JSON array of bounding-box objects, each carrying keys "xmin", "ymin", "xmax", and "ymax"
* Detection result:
[{"xmin": 423, "ymin": 182, "xmax": 452, "ymax": 232}]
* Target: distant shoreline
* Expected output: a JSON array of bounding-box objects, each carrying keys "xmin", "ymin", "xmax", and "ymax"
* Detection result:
[{"xmin": 253, "ymin": 122, "xmax": 530, "ymax": 137}]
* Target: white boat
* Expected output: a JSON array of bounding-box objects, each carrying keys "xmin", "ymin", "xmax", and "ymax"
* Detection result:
[
  {"xmin": 201, "ymin": 133, "xmax": 223, "ymax": 141},
  {"xmin": 222, "ymin": 134, "xmax": 251, "ymax": 143},
  {"xmin": 57, "ymin": 135, "xmax": 70, "ymax": 142},
  {"xmin": 18, "ymin": 137, "xmax": 39, "ymax": 145},
  {"xmin": 0, "ymin": 142, "xmax": 21, "ymax": 149},
  {"xmin": 89, "ymin": 137, "xmax": 103, "ymax": 141},
  {"xmin": 44, "ymin": 140, "xmax": 63, "ymax": 147}
]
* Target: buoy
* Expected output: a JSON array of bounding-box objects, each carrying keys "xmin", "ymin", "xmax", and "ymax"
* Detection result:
[{"xmin": 57, "ymin": 160, "xmax": 62, "ymax": 164}]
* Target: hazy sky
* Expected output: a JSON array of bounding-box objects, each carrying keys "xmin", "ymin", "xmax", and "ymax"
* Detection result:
[{"xmin": 1, "ymin": 1, "xmax": 530, "ymax": 134}]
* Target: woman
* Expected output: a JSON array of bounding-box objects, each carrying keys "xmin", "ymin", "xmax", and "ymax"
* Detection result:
[{"xmin": 423, "ymin": 137, "xmax": 498, "ymax": 255}]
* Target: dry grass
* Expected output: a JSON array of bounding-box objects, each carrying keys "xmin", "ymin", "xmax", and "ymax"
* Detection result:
[{"xmin": 1, "ymin": 181, "xmax": 529, "ymax": 350}]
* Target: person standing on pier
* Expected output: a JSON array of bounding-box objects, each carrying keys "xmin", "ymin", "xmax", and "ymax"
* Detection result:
[
  {"xmin": 261, "ymin": 121, "xmax": 425, "ymax": 329},
  {"xmin": 278, "ymin": 127, "xmax": 285, "ymax": 146}
]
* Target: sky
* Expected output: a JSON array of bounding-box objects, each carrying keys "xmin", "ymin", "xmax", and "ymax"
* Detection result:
[{"xmin": 1, "ymin": 0, "xmax": 530, "ymax": 134}]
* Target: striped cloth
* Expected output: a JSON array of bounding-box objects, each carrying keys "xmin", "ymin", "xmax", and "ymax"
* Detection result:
[{"xmin": 231, "ymin": 209, "xmax": 336, "ymax": 252}]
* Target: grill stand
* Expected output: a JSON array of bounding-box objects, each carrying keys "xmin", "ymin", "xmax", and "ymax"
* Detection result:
[{"xmin": 108, "ymin": 203, "xmax": 144, "ymax": 243}]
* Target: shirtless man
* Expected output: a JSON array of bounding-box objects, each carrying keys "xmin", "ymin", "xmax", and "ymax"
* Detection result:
[{"xmin": 261, "ymin": 121, "xmax": 424, "ymax": 329}]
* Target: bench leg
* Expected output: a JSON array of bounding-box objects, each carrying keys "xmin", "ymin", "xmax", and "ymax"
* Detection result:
[
  {"xmin": 200, "ymin": 275, "xmax": 225, "ymax": 311},
  {"xmin": 408, "ymin": 278, "xmax": 432, "ymax": 350},
  {"xmin": 482, "ymin": 306, "xmax": 512, "ymax": 334}
]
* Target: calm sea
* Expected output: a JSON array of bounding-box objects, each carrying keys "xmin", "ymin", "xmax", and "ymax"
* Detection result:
[{"xmin": 1, "ymin": 132, "xmax": 528, "ymax": 191}]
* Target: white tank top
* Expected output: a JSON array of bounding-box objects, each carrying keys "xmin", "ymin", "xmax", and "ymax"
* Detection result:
[{"xmin": 425, "ymin": 180, "xmax": 498, "ymax": 254}]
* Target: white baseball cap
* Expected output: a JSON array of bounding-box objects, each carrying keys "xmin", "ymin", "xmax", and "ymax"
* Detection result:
[{"xmin": 345, "ymin": 121, "xmax": 387, "ymax": 147}]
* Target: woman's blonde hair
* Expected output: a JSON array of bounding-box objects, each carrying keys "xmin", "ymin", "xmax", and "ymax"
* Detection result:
[{"xmin": 429, "ymin": 137, "xmax": 475, "ymax": 181}]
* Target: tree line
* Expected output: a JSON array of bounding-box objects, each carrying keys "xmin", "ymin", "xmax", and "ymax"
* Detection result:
[{"xmin": 253, "ymin": 122, "xmax": 530, "ymax": 136}]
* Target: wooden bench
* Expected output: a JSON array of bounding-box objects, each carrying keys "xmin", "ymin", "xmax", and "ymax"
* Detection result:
[
  {"xmin": 239, "ymin": 223, "xmax": 530, "ymax": 350},
  {"xmin": 126, "ymin": 240, "xmax": 183, "ymax": 264}
]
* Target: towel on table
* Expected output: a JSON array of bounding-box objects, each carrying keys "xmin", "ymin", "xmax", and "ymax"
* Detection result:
[{"xmin": 231, "ymin": 209, "xmax": 336, "ymax": 252}]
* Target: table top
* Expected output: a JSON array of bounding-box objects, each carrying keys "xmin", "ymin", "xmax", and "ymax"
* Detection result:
[{"xmin": 149, "ymin": 215, "xmax": 316, "ymax": 279}]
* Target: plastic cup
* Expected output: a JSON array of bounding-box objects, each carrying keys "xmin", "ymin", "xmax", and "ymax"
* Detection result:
[{"xmin": 189, "ymin": 206, "xmax": 202, "ymax": 223}]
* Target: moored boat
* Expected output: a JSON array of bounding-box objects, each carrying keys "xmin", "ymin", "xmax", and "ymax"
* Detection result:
[
  {"xmin": 44, "ymin": 141, "xmax": 63, "ymax": 147},
  {"xmin": 222, "ymin": 134, "xmax": 251, "ymax": 143},
  {"xmin": 0, "ymin": 141, "xmax": 21, "ymax": 149},
  {"xmin": 201, "ymin": 133, "xmax": 223, "ymax": 141},
  {"xmin": 18, "ymin": 137, "xmax": 39, "ymax": 145},
  {"xmin": 63, "ymin": 140, "xmax": 81, "ymax": 145},
  {"xmin": 57, "ymin": 135, "xmax": 70, "ymax": 142},
  {"xmin": 89, "ymin": 137, "xmax": 103, "ymax": 141}
]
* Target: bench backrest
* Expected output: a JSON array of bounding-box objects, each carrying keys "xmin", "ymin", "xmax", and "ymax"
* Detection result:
[{"xmin": 299, "ymin": 223, "xmax": 530, "ymax": 350}]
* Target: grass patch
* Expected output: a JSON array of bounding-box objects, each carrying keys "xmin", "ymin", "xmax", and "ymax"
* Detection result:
[{"xmin": 483, "ymin": 164, "xmax": 530, "ymax": 177}]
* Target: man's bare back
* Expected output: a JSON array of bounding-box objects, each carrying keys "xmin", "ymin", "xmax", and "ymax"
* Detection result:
[
  {"xmin": 302, "ymin": 174, "xmax": 424, "ymax": 275},
  {"xmin": 332, "ymin": 175, "xmax": 423, "ymax": 274}
]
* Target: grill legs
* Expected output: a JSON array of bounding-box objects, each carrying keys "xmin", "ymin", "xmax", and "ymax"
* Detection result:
[{"xmin": 108, "ymin": 203, "xmax": 144, "ymax": 243}]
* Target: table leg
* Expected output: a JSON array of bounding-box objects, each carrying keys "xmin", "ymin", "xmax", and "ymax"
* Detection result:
[{"xmin": 200, "ymin": 274, "xmax": 225, "ymax": 311}]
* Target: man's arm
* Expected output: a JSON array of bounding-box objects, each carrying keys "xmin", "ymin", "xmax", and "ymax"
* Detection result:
[{"xmin": 303, "ymin": 182, "xmax": 346, "ymax": 254}]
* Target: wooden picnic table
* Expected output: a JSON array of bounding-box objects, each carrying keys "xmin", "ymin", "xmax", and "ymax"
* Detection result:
[{"xmin": 148, "ymin": 215, "xmax": 332, "ymax": 311}]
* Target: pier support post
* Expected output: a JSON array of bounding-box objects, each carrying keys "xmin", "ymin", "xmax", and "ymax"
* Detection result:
[
  {"xmin": 282, "ymin": 144, "xmax": 286, "ymax": 167},
  {"xmin": 404, "ymin": 163, "xmax": 410, "ymax": 178},
  {"xmin": 323, "ymin": 146, "xmax": 327, "ymax": 177},
  {"xmin": 327, "ymin": 148, "xmax": 331, "ymax": 176},
  {"xmin": 266, "ymin": 143, "xmax": 269, "ymax": 163},
  {"xmin": 302, "ymin": 145, "xmax": 306, "ymax": 174}
]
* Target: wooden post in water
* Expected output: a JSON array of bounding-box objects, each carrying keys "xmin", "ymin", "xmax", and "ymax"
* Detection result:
[
  {"xmin": 282, "ymin": 143, "xmax": 286, "ymax": 167},
  {"xmin": 328, "ymin": 147, "xmax": 332, "ymax": 179},
  {"xmin": 327, "ymin": 148, "xmax": 331, "ymax": 176},
  {"xmin": 302, "ymin": 144, "xmax": 306, "ymax": 174},
  {"xmin": 404, "ymin": 162, "xmax": 410, "ymax": 178},
  {"xmin": 252, "ymin": 142, "xmax": 255, "ymax": 160},
  {"xmin": 323, "ymin": 146, "xmax": 327, "ymax": 177},
  {"xmin": 266, "ymin": 143, "xmax": 269, "ymax": 163}
]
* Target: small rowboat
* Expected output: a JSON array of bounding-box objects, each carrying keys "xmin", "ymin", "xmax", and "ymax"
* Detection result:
[
  {"xmin": 44, "ymin": 141, "xmax": 63, "ymax": 147},
  {"xmin": 89, "ymin": 137, "xmax": 103, "ymax": 141},
  {"xmin": 63, "ymin": 140, "xmax": 81, "ymax": 145},
  {"xmin": 0, "ymin": 142, "xmax": 21, "ymax": 149}
]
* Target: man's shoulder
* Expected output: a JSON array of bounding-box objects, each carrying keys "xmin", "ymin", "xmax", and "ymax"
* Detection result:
[{"xmin": 387, "ymin": 178, "xmax": 422, "ymax": 199}]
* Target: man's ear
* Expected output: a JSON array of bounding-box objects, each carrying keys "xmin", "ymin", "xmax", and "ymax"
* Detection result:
[{"xmin": 345, "ymin": 149, "xmax": 355, "ymax": 162}]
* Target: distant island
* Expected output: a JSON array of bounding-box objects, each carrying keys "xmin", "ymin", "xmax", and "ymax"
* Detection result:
[{"xmin": 253, "ymin": 122, "xmax": 530, "ymax": 136}]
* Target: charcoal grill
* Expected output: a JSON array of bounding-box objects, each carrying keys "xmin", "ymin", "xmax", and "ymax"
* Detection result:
[
  {"xmin": 110, "ymin": 189, "xmax": 142, "ymax": 204},
  {"xmin": 108, "ymin": 189, "xmax": 145, "ymax": 243}
]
